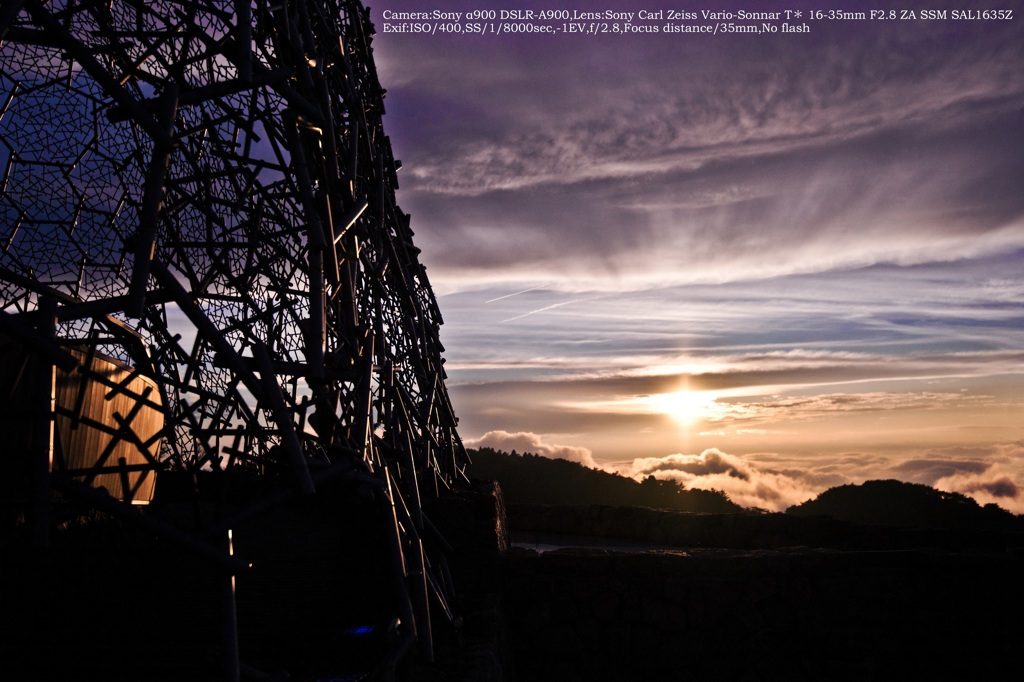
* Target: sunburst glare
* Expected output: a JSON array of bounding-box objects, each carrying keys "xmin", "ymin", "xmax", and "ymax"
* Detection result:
[{"xmin": 647, "ymin": 389, "xmax": 724, "ymax": 427}]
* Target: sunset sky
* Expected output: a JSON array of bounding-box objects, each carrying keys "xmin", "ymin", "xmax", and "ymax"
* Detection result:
[{"xmin": 373, "ymin": 1, "xmax": 1024, "ymax": 511}]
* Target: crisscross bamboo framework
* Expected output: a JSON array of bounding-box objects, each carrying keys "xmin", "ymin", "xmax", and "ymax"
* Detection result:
[
  {"xmin": 0, "ymin": 0, "xmax": 465, "ymax": 496},
  {"xmin": 0, "ymin": 0, "xmax": 467, "ymax": 669}
]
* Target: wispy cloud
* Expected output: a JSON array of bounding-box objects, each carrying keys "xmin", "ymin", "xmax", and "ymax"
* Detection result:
[
  {"xmin": 387, "ymin": 8, "xmax": 1023, "ymax": 201},
  {"xmin": 374, "ymin": 2, "xmax": 1024, "ymax": 512},
  {"xmin": 380, "ymin": 1, "xmax": 1024, "ymax": 289}
]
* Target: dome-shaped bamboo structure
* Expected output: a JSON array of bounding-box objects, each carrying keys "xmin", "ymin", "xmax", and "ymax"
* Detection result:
[{"xmin": 0, "ymin": 1, "xmax": 467, "ymax": 677}]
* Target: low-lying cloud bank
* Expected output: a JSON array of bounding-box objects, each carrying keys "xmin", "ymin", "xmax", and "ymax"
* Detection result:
[
  {"xmin": 466, "ymin": 431, "xmax": 1024, "ymax": 514},
  {"xmin": 465, "ymin": 430, "xmax": 602, "ymax": 470},
  {"xmin": 632, "ymin": 445, "xmax": 1024, "ymax": 513},
  {"xmin": 630, "ymin": 449, "xmax": 821, "ymax": 511}
]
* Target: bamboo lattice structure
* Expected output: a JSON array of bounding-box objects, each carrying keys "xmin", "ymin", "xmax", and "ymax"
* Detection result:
[{"xmin": 0, "ymin": 0, "xmax": 467, "ymax": 676}]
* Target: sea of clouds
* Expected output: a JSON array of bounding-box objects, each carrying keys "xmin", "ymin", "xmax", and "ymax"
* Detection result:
[{"xmin": 467, "ymin": 430, "xmax": 1024, "ymax": 513}]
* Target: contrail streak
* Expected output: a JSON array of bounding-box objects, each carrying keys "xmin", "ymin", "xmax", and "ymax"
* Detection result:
[
  {"xmin": 485, "ymin": 284, "xmax": 549, "ymax": 304},
  {"xmin": 500, "ymin": 298, "xmax": 592, "ymax": 323}
]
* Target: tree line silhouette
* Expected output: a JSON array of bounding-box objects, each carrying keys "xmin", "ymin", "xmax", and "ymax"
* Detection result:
[
  {"xmin": 788, "ymin": 478, "xmax": 1022, "ymax": 531},
  {"xmin": 466, "ymin": 448, "xmax": 744, "ymax": 513}
]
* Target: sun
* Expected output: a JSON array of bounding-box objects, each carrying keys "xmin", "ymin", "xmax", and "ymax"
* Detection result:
[{"xmin": 651, "ymin": 389, "xmax": 722, "ymax": 426}]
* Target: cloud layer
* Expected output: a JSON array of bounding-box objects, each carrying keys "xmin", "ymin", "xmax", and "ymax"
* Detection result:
[
  {"xmin": 378, "ymin": 1, "xmax": 1024, "ymax": 290},
  {"xmin": 630, "ymin": 444, "xmax": 1024, "ymax": 513},
  {"xmin": 476, "ymin": 432, "xmax": 1024, "ymax": 514},
  {"xmin": 374, "ymin": 3, "xmax": 1024, "ymax": 513}
]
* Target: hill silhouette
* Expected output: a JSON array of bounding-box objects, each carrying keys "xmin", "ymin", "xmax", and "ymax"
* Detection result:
[
  {"xmin": 465, "ymin": 447, "xmax": 743, "ymax": 513},
  {"xmin": 787, "ymin": 479, "xmax": 1022, "ymax": 531}
]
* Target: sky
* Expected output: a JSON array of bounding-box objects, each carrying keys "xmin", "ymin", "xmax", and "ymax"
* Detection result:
[{"xmin": 372, "ymin": 1, "xmax": 1024, "ymax": 511}]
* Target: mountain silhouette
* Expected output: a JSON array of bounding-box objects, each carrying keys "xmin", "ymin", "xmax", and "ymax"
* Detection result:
[
  {"xmin": 466, "ymin": 447, "xmax": 743, "ymax": 513},
  {"xmin": 787, "ymin": 479, "xmax": 1021, "ymax": 531}
]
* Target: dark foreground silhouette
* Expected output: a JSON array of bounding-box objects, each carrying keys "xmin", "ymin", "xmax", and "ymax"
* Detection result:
[{"xmin": 5, "ymin": 468, "xmax": 1023, "ymax": 681}]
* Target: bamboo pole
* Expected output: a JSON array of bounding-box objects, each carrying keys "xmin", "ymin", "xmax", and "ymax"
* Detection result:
[{"xmin": 28, "ymin": 296, "xmax": 57, "ymax": 548}]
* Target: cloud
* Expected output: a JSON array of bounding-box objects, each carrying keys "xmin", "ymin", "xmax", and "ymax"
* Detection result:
[
  {"xmin": 705, "ymin": 390, "xmax": 998, "ymax": 428},
  {"xmin": 464, "ymin": 430, "xmax": 602, "ymax": 470},
  {"xmin": 922, "ymin": 443, "xmax": 1024, "ymax": 513},
  {"xmin": 934, "ymin": 470, "xmax": 1024, "ymax": 514},
  {"xmin": 387, "ymin": 10, "xmax": 1023, "ymax": 201},
  {"xmin": 375, "ymin": 4, "xmax": 1024, "ymax": 511},
  {"xmin": 628, "ymin": 448, "xmax": 820, "ymax": 511},
  {"xmin": 378, "ymin": 2, "xmax": 1024, "ymax": 291},
  {"xmin": 634, "ymin": 450, "xmax": 750, "ymax": 480},
  {"xmin": 890, "ymin": 458, "xmax": 992, "ymax": 484},
  {"xmin": 977, "ymin": 478, "xmax": 1020, "ymax": 499},
  {"xmin": 622, "ymin": 446, "xmax": 1024, "ymax": 514}
]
